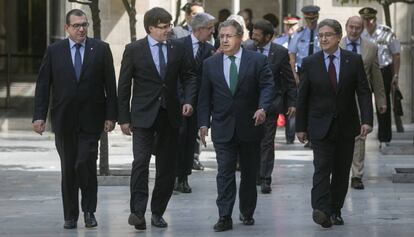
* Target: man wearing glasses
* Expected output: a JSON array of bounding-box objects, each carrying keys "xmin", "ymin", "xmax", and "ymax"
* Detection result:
[
  {"xmin": 198, "ymin": 20, "xmax": 274, "ymax": 232},
  {"xmin": 118, "ymin": 7, "xmax": 197, "ymax": 231},
  {"xmin": 33, "ymin": 9, "xmax": 118, "ymax": 229},
  {"xmin": 296, "ymin": 19, "xmax": 373, "ymax": 228}
]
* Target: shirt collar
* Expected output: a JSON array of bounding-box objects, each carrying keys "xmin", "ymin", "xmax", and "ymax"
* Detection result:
[
  {"xmin": 191, "ymin": 33, "xmax": 199, "ymax": 45},
  {"xmin": 262, "ymin": 42, "xmax": 271, "ymax": 51},
  {"xmin": 346, "ymin": 37, "xmax": 361, "ymax": 46},
  {"xmin": 323, "ymin": 47, "xmax": 341, "ymax": 59},
  {"xmin": 224, "ymin": 47, "xmax": 243, "ymax": 60},
  {"xmin": 147, "ymin": 34, "xmax": 166, "ymax": 47},
  {"xmin": 68, "ymin": 38, "xmax": 86, "ymax": 48}
]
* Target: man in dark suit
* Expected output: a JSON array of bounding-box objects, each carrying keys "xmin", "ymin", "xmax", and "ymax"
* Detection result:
[
  {"xmin": 32, "ymin": 9, "xmax": 117, "ymax": 229},
  {"xmin": 174, "ymin": 13, "xmax": 216, "ymax": 193},
  {"xmin": 246, "ymin": 20, "xmax": 297, "ymax": 194},
  {"xmin": 117, "ymin": 7, "xmax": 197, "ymax": 230},
  {"xmin": 296, "ymin": 19, "xmax": 373, "ymax": 228},
  {"xmin": 198, "ymin": 20, "xmax": 274, "ymax": 232}
]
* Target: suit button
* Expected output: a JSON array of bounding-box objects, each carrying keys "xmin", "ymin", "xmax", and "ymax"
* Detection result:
[
  {"xmin": 162, "ymin": 84, "xmax": 166, "ymax": 87},
  {"xmin": 158, "ymin": 97, "xmax": 162, "ymax": 101}
]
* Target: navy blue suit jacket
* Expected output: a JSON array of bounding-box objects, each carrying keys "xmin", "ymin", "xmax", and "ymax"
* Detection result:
[
  {"xmin": 296, "ymin": 49, "xmax": 373, "ymax": 140},
  {"xmin": 33, "ymin": 38, "xmax": 118, "ymax": 134},
  {"xmin": 198, "ymin": 49, "xmax": 274, "ymax": 143}
]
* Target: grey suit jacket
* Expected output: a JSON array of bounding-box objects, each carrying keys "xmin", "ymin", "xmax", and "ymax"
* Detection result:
[{"xmin": 340, "ymin": 37, "xmax": 386, "ymax": 108}]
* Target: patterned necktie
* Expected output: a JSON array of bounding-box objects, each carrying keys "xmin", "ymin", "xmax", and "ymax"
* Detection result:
[
  {"xmin": 328, "ymin": 55, "xmax": 337, "ymax": 92},
  {"xmin": 195, "ymin": 41, "xmax": 204, "ymax": 66},
  {"xmin": 229, "ymin": 55, "xmax": 238, "ymax": 95},
  {"xmin": 351, "ymin": 41, "xmax": 357, "ymax": 53},
  {"xmin": 308, "ymin": 29, "xmax": 314, "ymax": 55},
  {"xmin": 74, "ymin": 43, "xmax": 82, "ymax": 81},
  {"xmin": 157, "ymin": 43, "xmax": 166, "ymax": 79}
]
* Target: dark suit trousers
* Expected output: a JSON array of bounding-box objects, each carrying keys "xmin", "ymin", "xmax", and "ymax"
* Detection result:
[
  {"xmin": 377, "ymin": 64, "xmax": 393, "ymax": 142},
  {"xmin": 130, "ymin": 109, "xmax": 178, "ymax": 216},
  {"xmin": 214, "ymin": 137, "xmax": 260, "ymax": 217},
  {"xmin": 55, "ymin": 132, "xmax": 100, "ymax": 221},
  {"xmin": 176, "ymin": 112, "xmax": 198, "ymax": 177},
  {"xmin": 259, "ymin": 114, "xmax": 278, "ymax": 182},
  {"xmin": 310, "ymin": 119, "xmax": 355, "ymax": 215}
]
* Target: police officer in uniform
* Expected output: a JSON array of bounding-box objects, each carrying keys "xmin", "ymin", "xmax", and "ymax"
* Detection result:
[
  {"xmin": 274, "ymin": 15, "xmax": 300, "ymax": 49},
  {"xmin": 288, "ymin": 5, "xmax": 321, "ymax": 85},
  {"xmin": 288, "ymin": 5, "xmax": 320, "ymax": 148},
  {"xmin": 359, "ymin": 7, "xmax": 401, "ymax": 146}
]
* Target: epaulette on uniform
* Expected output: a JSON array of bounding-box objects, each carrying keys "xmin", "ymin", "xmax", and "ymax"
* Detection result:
[{"xmin": 296, "ymin": 26, "xmax": 304, "ymax": 33}]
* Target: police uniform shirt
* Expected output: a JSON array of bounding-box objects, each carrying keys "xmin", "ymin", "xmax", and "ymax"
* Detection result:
[
  {"xmin": 361, "ymin": 24, "xmax": 401, "ymax": 68},
  {"xmin": 273, "ymin": 33, "xmax": 290, "ymax": 49},
  {"xmin": 288, "ymin": 26, "xmax": 321, "ymax": 68}
]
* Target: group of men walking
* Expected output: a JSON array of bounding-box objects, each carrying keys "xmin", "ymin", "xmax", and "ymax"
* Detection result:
[{"xmin": 32, "ymin": 2, "xmax": 401, "ymax": 233}]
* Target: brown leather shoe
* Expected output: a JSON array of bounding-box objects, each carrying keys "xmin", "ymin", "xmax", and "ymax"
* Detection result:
[
  {"xmin": 213, "ymin": 216, "xmax": 232, "ymax": 232},
  {"xmin": 351, "ymin": 177, "xmax": 365, "ymax": 190},
  {"xmin": 312, "ymin": 209, "xmax": 332, "ymax": 228}
]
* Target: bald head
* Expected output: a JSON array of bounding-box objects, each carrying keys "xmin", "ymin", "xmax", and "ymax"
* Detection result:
[{"xmin": 346, "ymin": 15, "xmax": 364, "ymax": 42}]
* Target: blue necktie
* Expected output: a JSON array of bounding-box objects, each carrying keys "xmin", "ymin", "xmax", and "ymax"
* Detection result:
[
  {"xmin": 157, "ymin": 43, "xmax": 166, "ymax": 79},
  {"xmin": 74, "ymin": 44, "xmax": 82, "ymax": 81}
]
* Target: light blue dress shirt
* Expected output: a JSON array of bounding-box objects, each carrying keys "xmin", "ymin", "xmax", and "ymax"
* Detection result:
[
  {"xmin": 323, "ymin": 47, "xmax": 341, "ymax": 82},
  {"xmin": 273, "ymin": 34, "xmax": 289, "ymax": 49},
  {"xmin": 345, "ymin": 37, "xmax": 361, "ymax": 54},
  {"xmin": 288, "ymin": 26, "xmax": 321, "ymax": 68},
  {"xmin": 69, "ymin": 38, "xmax": 85, "ymax": 66},
  {"xmin": 191, "ymin": 33, "xmax": 200, "ymax": 58},
  {"xmin": 147, "ymin": 35, "xmax": 168, "ymax": 75},
  {"xmin": 223, "ymin": 48, "xmax": 242, "ymax": 88}
]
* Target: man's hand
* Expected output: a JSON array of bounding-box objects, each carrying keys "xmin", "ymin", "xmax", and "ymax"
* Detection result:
[
  {"xmin": 182, "ymin": 104, "xmax": 193, "ymax": 117},
  {"xmin": 104, "ymin": 120, "xmax": 115, "ymax": 133},
  {"xmin": 378, "ymin": 105, "xmax": 387, "ymax": 114},
  {"xmin": 33, "ymin": 120, "xmax": 45, "ymax": 135},
  {"xmin": 286, "ymin": 107, "xmax": 296, "ymax": 118},
  {"xmin": 199, "ymin": 127, "xmax": 209, "ymax": 147},
  {"xmin": 360, "ymin": 124, "xmax": 372, "ymax": 139},
  {"xmin": 120, "ymin": 123, "xmax": 132, "ymax": 135},
  {"xmin": 296, "ymin": 132, "xmax": 307, "ymax": 143},
  {"xmin": 253, "ymin": 109, "xmax": 266, "ymax": 126}
]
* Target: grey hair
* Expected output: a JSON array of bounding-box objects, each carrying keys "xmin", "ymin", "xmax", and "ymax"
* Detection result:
[
  {"xmin": 318, "ymin": 19, "xmax": 342, "ymax": 36},
  {"xmin": 227, "ymin": 14, "xmax": 246, "ymax": 30},
  {"xmin": 218, "ymin": 19, "xmax": 244, "ymax": 36},
  {"xmin": 190, "ymin": 13, "xmax": 215, "ymax": 31}
]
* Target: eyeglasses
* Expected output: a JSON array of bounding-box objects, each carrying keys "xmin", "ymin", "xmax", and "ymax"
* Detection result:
[
  {"xmin": 70, "ymin": 22, "xmax": 89, "ymax": 30},
  {"xmin": 318, "ymin": 32, "xmax": 337, "ymax": 39},
  {"xmin": 219, "ymin": 34, "xmax": 240, "ymax": 40},
  {"xmin": 155, "ymin": 24, "xmax": 173, "ymax": 30}
]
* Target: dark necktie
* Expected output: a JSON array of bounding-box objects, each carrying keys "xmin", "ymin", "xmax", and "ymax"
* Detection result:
[
  {"xmin": 157, "ymin": 43, "xmax": 166, "ymax": 79},
  {"xmin": 74, "ymin": 43, "xmax": 82, "ymax": 81},
  {"xmin": 328, "ymin": 55, "xmax": 337, "ymax": 92},
  {"xmin": 195, "ymin": 41, "xmax": 204, "ymax": 66},
  {"xmin": 258, "ymin": 47, "xmax": 264, "ymax": 54},
  {"xmin": 308, "ymin": 29, "xmax": 314, "ymax": 56},
  {"xmin": 351, "ymin": 41, "xmax": 358, "ymax": 53},
  {"xmin": 229, "ymin": 55, "xmax": 238, "ymax": 95},
  {"xmin": 288, "ymin": 35, "xmax": 292, "ymax": 44}
]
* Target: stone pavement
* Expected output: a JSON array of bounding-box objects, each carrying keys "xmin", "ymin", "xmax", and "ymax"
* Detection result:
[{"xmin": 0, "ymin": 125, "xmax": 414, "ymax": 237}]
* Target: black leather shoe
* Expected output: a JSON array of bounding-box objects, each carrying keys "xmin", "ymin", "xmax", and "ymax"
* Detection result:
[
  {"xmin": 351, "ymin": 177, "xmax": 365, "ymax": 190},
  {"xmin": 192, "ymin": 159, "xmax": 204, "ymax": 170},
  {"xmin": 213, "ymin": 216, "xmax": 233, "ymax": 232},
  {"xmin": 181, "ymin": 178, "xmax": 192, "ymax": 193},
  {"xmin": 63, "ymin": 220, "xmax": 77, "ymax": 229},
  {"xmin": 151, "ymin": 214, "xmax": 168, "ymax": 228},
  {"xmin": 330, "ymin": 212, "xmax": 344, "ymax": 225},
  {"xmin": 312, "ymin": 209, "xmax": 332, "ymax": 228},
  {"xmin": 239, "ymin": 214, "xmax": 255, "ymax": 225},
  {"xmin": 128, "ymin": 213, "xmax": 146, "ymax": 230},
  {"xmin": 84, "ymin": 212, "xmax": 98, "ymax": 228},
  {"xmin": 261, "ymin": 180, "xmax": 272, "ymax": 194}
]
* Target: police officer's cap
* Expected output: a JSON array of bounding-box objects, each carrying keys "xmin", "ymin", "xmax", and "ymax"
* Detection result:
[
  {"xmin": 301, "ymin": 5, "xmax": 320, "ymax": 14},
  {"xmin": 283, "ymin": 15, "xmax": 300, "ymax": 25},
  {"xmin": 359, "ymin": 7, "xmax": 377, "ymax": 19}
]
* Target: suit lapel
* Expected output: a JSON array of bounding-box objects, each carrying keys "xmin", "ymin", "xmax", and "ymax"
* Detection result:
[
  {"xmin": 235, "ymin": 50, "xmax": 250, "ymax": 93},
  {"xmin": 165, "ymin": 40, "xmax": 174, "ymax": 81},
  {"xmin": 79, "ymin": 38, "xmax": 95, "ymax": 82},
  {"xmin": 318, "ymin": 52, "xmax": 335, "ymax": 95},
  {"xmin": 217, "ymin": 53, "xmax": 233, "ymax": 95},
  {"xmin": 144, "ymin": 37, "xmax": 162, "ymax": 81},
  {"xmin": 268, "ymin": 43, "xmax": 276, "ymax": 62},
  {"xmin": 360, "ymin": 38, "xmax": 369, "ymax": 62},
  {"xmin": 337, "ymin": 49, "xmax": 349, "ymax": 92},
  {"xmin": 62, "ymin": 39, "xmax": 78, "ymax": 82}
]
